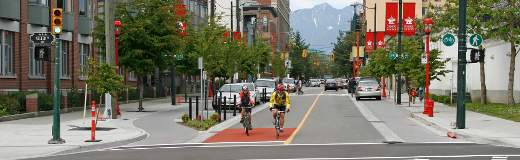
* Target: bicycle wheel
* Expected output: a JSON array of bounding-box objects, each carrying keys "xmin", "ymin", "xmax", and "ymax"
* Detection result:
[
  {"xmin": 244, "ymin": 116, "xmax": 249, "ymax": 136},
  {"xmin": 275, "ymin": 117, "xmax": 280, "ymax": 139}
]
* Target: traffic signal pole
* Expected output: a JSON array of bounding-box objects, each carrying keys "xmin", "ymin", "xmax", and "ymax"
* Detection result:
[
  {"xmin": 396, "ymin": 0, "xmax": 403, "ymax": 105},
  {"xmin": 49, "ymin": 35, "xmax": 64, "ymax": 144},
  {"xmin": 456, "ymin": 0, "xmax": 467, "ymax": 129}
]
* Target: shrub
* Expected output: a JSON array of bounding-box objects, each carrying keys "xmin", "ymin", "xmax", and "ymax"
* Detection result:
[
  {"xmin": 0, "ymin": 107, "xmax": 8, "ymax": 117},
  {"xmin": 209, "ymin": 113, "xmax": 220, "ymax": 121},
  {"xmin": 181, "ymin": 113, "xmax": 190, "ymax": 122},
  {"xmin": 0, "ymin": 94, "xmax": 21, "ymax": 115}
]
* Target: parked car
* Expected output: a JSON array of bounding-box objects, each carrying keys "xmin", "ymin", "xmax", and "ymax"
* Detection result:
[
  {"xmin": 355, "ymin": 81, "xmax": 382, "ymax": 101},
  {"xmin": 324, "ymin": 79, "xmax": 338, "ymax": 91},
  {"xmin": 282, "ymin": 78, "xmax": 297, "ymax": 92},
  {"xmin": 213, "ymin": 84, "xmax": 243, "ymax": 110},
  {"xmin": 320, "ymin": 79, "xmax": 325, "ymax": 84},
  {"xmin": 342, "ymin": 79, "xmax": 349, "ymax": 88},
  {"xmin": 310, "ymin": 79, "xmax": 320, "ymax": 87},
  {"xmin": 335, "ymin": 78, "xmax": 344, "ymax": 89},
  {"xmin": 236, "ymin": 83, "xmax": 260, "ymax": 105},
  {"xmin": 255, "ymin": 78, "xmax": 278, "ymax": 101}
]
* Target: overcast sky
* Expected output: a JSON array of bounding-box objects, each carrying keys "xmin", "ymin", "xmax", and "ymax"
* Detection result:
[{"xmin": 290, "ymin": 0, "xmax": 361, "ymax": 11}]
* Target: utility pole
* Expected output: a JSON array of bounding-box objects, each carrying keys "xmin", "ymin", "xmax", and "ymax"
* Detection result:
[
  {"xmin": 396, "ymin": 0, "xmax": 403, "ymax": 105},
  {"xmin": 210, "ymin": 0, "xmax": 215, "ymax": 20},
  {"xmin": 456, "ymin": 0, "xmax": 467, "ymax": 129},
  {"xmin": 105, "ymin": 0, "xmax": 117, "ymax": 118},
  {"xmin": 236, "ymin": 0, "xmax": 240, "ymax": 32},
  {"xmin": 231, "ymin": 1, "xmax": 233, "ymax": 32}
]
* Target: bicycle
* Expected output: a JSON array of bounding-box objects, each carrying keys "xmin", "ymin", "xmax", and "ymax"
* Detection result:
[
  {"xmin": 242, "ymin": 106, "xmax": 253, "ymax": 136},
  {"xmin": 273, "ymin": 109, "xmax": 286, "ymax": 139}
]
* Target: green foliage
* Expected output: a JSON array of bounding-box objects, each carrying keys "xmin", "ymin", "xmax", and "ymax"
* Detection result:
[
  {"xmin": 186, "ymin": 119, "xmax": 218, "ymax": 130},
  {"xmin": 332, "ymin": 31, "xmax": 358, "ymax": 78},
  {"xmin": 181, "ymin": 112, "xmax": 190, "ymax": 122},
  {"xmin": 0, "ymin": 94, "xmax": 21, "ymax": 115},
  {"xmin": 429, "ymin": 94, "xmax": 452, "ymax": 105},
  {"xmin": 210, "ymin": 113, "xmax": 220, "ymax": 121},
  {"xmin": 465, "ymin": 102, "xmax": 520, "ymax": 122},
  {"xmin": 79, "ymin": 58, "xmax": 129, "ymax": 98},
  {"xmin": 289, "ymin": 31, "xmax": 312, "ymax": 78}
]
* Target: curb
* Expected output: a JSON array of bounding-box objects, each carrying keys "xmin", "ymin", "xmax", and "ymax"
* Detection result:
[
  {"xmin": 0, "ymin": 107, "xmax": 84, "ymax": 122},
  {"xmin": 411, "ymin": 112, "xmax": 520, "ymax": 148}
]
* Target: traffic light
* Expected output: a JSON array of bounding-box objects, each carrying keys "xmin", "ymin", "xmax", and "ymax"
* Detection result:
[
  {"xmin": 52, "ymin": 8, "xmax": 63, "ymax": 35},
  {"xmin": 325, "ymin": 64, "xmax": 328, "ymax": 68},
  {"xmin": 317, "ymin": 62, "xmax": 320, "ymax": 66},
  {"xmin": 331, "ymin": 54, "xmax": 334, "ymax": 61},
  {"xmin": 302, "ymin": 50, "xmax": 307, "ymax": 57}
]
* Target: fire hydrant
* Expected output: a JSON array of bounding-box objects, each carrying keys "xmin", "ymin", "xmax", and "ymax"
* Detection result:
[{"xmin": 428, "ymin": 99, "xmax": 434, "ymax": 117}]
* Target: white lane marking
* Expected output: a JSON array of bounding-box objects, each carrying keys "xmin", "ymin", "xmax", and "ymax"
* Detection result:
[
  {"xmin": 492, "ymin": 156, "xmax": 508, "ymax": 160},
  {"xmin": 244, "ymin": 155, "xmax": 520, "ymax": 160},
  {"xmin": 349, "ymin": 94, "xmax": 406, "ymax": 142}
]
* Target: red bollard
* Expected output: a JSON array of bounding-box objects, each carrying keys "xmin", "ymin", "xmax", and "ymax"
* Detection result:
[
  {"xmin": 86, "ymin": 101, "xmax": 101, "ymax": 142},
  {"xmin": 423, "ymin": 99, "xmax": 430, "ymax": 114},
  {"xmin": 428, "ymin": 100, "xmax": 434, "ymax": 117}
]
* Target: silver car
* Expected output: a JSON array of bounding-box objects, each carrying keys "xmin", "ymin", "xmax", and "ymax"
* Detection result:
[
  {"xmin": 310, "ymin": 79, "xmax": 320, "ymax": 87},
  {"xmin": 213, "ymin": 84, "xmax": 243, "ymax": 110},
  {"xmin": 355, "ymin": 81, "xmax": 382, "ymax": 100},
  {"xmin": 335, "ymin": 78, "xmax": 344, "ymax": 89},
  {"xmin": 255, "ymin": 79, "xmax": 277, "ymax": 100},
  {"xmin": 282, "ymin": 78, "xmax": 297, "ymax": 92}
]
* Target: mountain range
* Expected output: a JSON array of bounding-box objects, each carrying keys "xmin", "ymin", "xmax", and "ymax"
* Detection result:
[{"xmin": 290, "ymin": 3, "xmax": 355, "ymax": 54}]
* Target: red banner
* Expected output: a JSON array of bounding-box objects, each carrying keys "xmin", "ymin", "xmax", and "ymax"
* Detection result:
[
  {"xmin": 174, "ymin": 5, "xmax": 186, "ymax": 36},
  {"xmin": 385, "ymin": 3, "xmax": 398, "ymax": 36},
  {"xmin": 223, "ymin": 32, "xmax": 230, "ymax": 41},
  {"xmin": 366, "ymin": 32, "xmax": 374, "ymax": 51},
  {"xmin": 376, "ymin": 32, "xmax": 385, "ymax": 49},
  {"xmin": 403, "ymin": 3, "xmax": 416, "ymax": 36},
  {"xmin": 233, "ymin": 31, "xmax": 241, "ymax": 41}
]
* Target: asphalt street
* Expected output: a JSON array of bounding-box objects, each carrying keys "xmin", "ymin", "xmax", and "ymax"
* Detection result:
[{"xmin": 31, "ymin": 87, "xmax": 520, "ymax": 160}]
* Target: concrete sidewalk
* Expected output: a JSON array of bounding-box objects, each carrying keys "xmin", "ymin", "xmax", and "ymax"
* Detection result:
[
  {"xmin": 384, "ymin": 90, "xmax": 520, "ymax": 148},
  {"xmin": 0, "ymin": 97, "xmax": 189, "ymax": 160}
]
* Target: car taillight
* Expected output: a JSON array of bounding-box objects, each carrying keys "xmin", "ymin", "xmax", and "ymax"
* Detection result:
[
  {"xmin": 358, "ymin": 87, "xmax": 362, "ymax": 91},
  {"xmin": 335, "ymin": 83, "xmax": 337, "ymax": 86},
  {"xmin": 376, "ymin": 86, "xmax": 381, "ymax": 91}
]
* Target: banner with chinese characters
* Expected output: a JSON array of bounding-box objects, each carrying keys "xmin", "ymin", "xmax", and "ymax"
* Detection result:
[
  {"xmin": 403, "ymin": 3, "xmax": 416, "ymax": 36},
  {"xmin": 350, "ymin": 46, "xmax": 365, "ymax": 59},
  {"xmin": 366, "ymin": 32, "xmax": 374, "ymax": 51},
  {"xmin": 376, "ymin": 32, "xmax": 385, "ymax": 49},
  {"xmin": 385, "ymin": 3, "xmax": 398, "ymax": 36},
  {"xmin": 174, "ymin": 5, "xmax": 186, "ymax": 36}
]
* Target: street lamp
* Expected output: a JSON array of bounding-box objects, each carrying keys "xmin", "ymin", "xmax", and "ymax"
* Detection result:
[
  {"xmin": 380, "ymin": 43, "xmax": 388, "ymax": 99},
  {"xmin": 423, "ymin": 17, "xmax": 433, "ymax": 114},
  {"xmin": 115, "ymin": 19, "xmax": 123, "ymax": 117}
]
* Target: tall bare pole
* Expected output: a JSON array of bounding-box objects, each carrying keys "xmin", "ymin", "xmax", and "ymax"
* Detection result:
[
  {"xmin": 236, "ymin": 0, "xmax": 240, "ymax": 32},
  {"xmin": 105, "ymin": 0, "xmax": 117, "ymax": 119}
]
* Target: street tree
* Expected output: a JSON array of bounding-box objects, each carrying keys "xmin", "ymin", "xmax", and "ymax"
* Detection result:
[
  {"xmin": 79, "ymin": 58, "xmax": 129, "ymax": 106},
  {"xmin": 92, "ymin": 0, "xmax": 190, "ymax": 111},
  {"xmin": 289, "ymin": 31, "xmax": 310, "ymax": 78},
  {"xmin": 332, "ymin": 31, "xmax": 356, "ymax": 78},
  {"xmin": 430, "ymin": 0, "xmax": 520, "ymax": 106}
]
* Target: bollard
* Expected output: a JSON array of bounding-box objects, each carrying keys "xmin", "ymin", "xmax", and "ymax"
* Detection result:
[
  {"xmin": 423, "ymin": 98, "xmax": 430, "ymax": 114},
  {"xmin": 218, "ymin": 97, "xmax": 221, "ymax": 122},
  {"xmin": 86, "ymin": 101, "xmax": 101, "ymax": 142},
  {"xmin": 233, "ymin": 95, "xmax": 237, "ymax": 116},
  {"xmin": 223, "ymin": 96, "xmax": 226, "ymax": 121},
  {"xmin": 195, "ymin": 96, "xmax": 199, "ymax": 118},
  {"xmin": 189, "ymin": 98, "xmax": 192, "ymax": 119},
  {"xmin": 428, "ymin": 99, "xmax": 434, "ymax": 117}
]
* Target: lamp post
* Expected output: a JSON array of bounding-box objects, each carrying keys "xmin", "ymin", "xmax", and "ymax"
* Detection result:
[
  {"xmin": 271, "ymin": 32, "xmax": 290, "ymax": 77},
  {"xmin": 423, "ymin": 17, "xmax": 433, "ymax": 113},
  {"xmin": 115, "ymin": 19, "xmax": 123, "ymax": 117},
  {"xmin": 381, "ymin": 43, "xmax": 387, "ymax": 98},
  {"xmin": 347, "ymin": 31, "xmax": 360, "ymax": 78}
]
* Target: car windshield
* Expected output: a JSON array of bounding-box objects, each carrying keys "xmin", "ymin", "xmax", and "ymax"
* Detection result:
[
  {"xmin": 283, "ymin": 79, "xmax": 294, "ymax": 84},
  {"xmin": 359, "ymin": 81, "xmax": 379, "ymax": 86},
  {"xmin": 326, "ymin": 79, "xmax": 336, "ymax": 83},
  {"xmin": 255, "ymin": 80, "xmax": 275, "ymax": 88},
  {"xmin": 310, "ymin": 79, "xmax": 318, "ymax": 82},
  {"xmin": 220, "ymin": 85, "xmax": 243, "ymax": 92}
]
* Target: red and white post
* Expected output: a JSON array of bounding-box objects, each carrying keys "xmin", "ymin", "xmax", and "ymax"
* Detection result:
[{"xmin": 86, "ymin": 101, "xmax": 101, "ymax": 142}]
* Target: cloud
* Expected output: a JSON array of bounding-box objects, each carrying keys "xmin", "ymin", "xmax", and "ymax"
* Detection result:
[{"xmin": 290, "ymin": 0, "xmax": 360, "ymax": 11}]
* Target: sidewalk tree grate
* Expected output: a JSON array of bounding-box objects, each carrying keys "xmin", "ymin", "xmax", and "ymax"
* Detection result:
[{"xmin": 69, "ymin": 127, "xmax": 117, "ymax": 131}]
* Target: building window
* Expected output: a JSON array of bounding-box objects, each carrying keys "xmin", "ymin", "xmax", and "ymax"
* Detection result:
[
  {"xmin": 97, "ymin": 1, "xmax": 104, "ymax": 19},
  {"xmin": 435, "ymin": 6, "xmax": 441, "ymax": 14},
  {"xmin": 1, "ymin": 31, "xmax": 14, "ymax": 76},
  {"xmin": 118, "ymin": 67, "xmax": 123, "ymax": 75},
  {"xmin": 423, "ymin": 0, "xmax": 427, "ymax": 1},
  {"xmin": 61, "ymin": 41, "xmax": 69, "ymax": 77},
  {"xmin": 29, "ymin": 42, "xmax": 44, "ymax": 76},
  {"xmin": 98, "ymin": 47, "xmax": 105, "ymax": 63},
  {"xmin": 29, "ymin": 0, "xmax": 47, "ymax": 5},
  {"xmin": 129, "ymin": 71, "xmax": 135, "ymax": 80},
  {"xmin": 79, "ymin": 0, "xmax": 87, "ymax": 16},
  {"xmin": 80, "ymin": 44, "xmax": 89, "ymax": 78},
  {"xmin": 435, "ymin": 0, "xmax": 441, "ymax": 1},
  {"xmin": 58, "ymin": 0, "xmax": 73, "ymax": 13},
  {"xmin": 422, "ymin": 7, "xmax": 428, "ymax": 15}
]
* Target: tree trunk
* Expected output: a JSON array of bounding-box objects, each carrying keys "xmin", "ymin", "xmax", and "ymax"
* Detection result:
[
  {"xmin": 479, "ymin": 45, "xmax": 486, "ymax": 105},
  {"xmin": 139, "ymin": 74, "xmax": 144, "ymax": 111},
  {"xmin": 508, "ymin": 12, "xmax": 516, "ymax": 107}
]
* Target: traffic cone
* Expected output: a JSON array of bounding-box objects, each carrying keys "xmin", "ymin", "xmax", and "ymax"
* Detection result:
[
  {"xmin": 97, "ymin": 108, "xmax": 103, "ymax": 119},
  {"xmin": 177, "ymin": 95, "xmax": 182, "ymax": 103}
]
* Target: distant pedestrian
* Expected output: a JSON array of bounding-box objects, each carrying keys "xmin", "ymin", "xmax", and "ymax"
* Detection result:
[
  {"xmin": 348, "ymin": 78, "xmax": 357, "ymax": 97},
  {"xmin": 411, "ymin": 88, "xmax": 417, "ymax": 104},
  {"xmin": 419, "ymin": 87, "xmax": 423, "ymax": 102}
]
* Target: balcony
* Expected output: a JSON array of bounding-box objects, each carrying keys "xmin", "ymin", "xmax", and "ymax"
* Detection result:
[
  {"xmin": 0, "ymin": 0, "xmax": 20, "ymax": 20},
  {"xmin": 27, "ymin": 4, "xmax": 49, "ymax": 26},
  {"xmin": 62, "ymin": 13, "xmax": 74, "ymax": 31},
  {"xmin": 78, "ymin": 17, "xmax": 93, "ymax": 35}
]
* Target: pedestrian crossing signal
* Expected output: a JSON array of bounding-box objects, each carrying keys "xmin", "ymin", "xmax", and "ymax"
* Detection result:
[
  {"xmin": 302, "ymin": 50, "xmax": 307, "ymax": 57},
  {"xmin": 331, "ymin": 54, "xmax": 334, "ymax": 61}
]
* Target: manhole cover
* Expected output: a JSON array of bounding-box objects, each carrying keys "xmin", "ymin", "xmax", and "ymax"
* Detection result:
[{"xmin": 69, "ymin": 127, "xmax": 117, "ymax": 131}]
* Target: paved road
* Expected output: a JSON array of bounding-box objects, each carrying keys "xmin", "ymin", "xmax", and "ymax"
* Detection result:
[{"xmin": 32, "ymin": 87, "xmax": 520, "ymax": 160}]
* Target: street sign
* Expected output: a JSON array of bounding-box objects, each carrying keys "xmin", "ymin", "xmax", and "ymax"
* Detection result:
[
  {"xmin": 421, "ymin": 53, "xmax": 428, "ymax": 64},
  {"xmin": 404, "ymin": 52, "xmax": 410, "ymax": 59},
  {"xmin": 329, "ymin": 64, "xmax": 336, "ymax": 66},
  {"xmin": 308, "ymin": 50, "xmax": 320, "ymax": 53},
  {"xmin": 469, "ymin": 34, "xmax": 482, "ymax": 47},
  {"xmin": 389, "ymin": 52, "xmax": 397, "ymax": 59},
  {"xmin": 198, "ymin": 57, "xmax": 203, "ymax": 69},
  {"xmin": 30, "ymin": 33, "xmax": 55, "ymax": 44},
  {"xmin": 320, "ymin": 55, "xmax": 331, "ymax": 57},
  {"xmin": 442, "ymin": 34, "xmax": 456, "ymax": 46},
  {"xmin": 34, "ymin": 46, "xmax": 50, "ymax": 61},
  {"xmin": 174, "ymin": 54, "xmax": 183, "ymax": 60},
  {"xmin": 321, "ymin": 62, "xmax": 328, "ymax": 63},
  {"xmin": 470, "ymin": 49, "xmax": 485, "ymax": 62}
]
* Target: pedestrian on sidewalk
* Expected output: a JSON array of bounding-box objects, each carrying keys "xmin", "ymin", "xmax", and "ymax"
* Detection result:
[
  {"xmin": 411, "ymin": 88, "xmax": 417, "ymax": 104},
  {"xmin": 348, "ymin": 78, "xmax": 357, "ymax": 97},
  {"xmin": 419, "ymin": 87, "xmax": 423, "ymax": 102}
]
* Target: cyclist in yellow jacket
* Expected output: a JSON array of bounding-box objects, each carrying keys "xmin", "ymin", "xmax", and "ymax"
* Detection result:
[{"xmin": 270, "ymin": 84, "xmax": 291, "ymax": 133}]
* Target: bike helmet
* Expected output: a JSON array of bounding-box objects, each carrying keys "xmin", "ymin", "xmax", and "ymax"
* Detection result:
[
  {"xmin": 242, "ymin": 85, "xmax": 249, "ymax": 91},
  {"xmin": 276, "ymin": 84, "xmax": 284, "ymax": 90}
]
